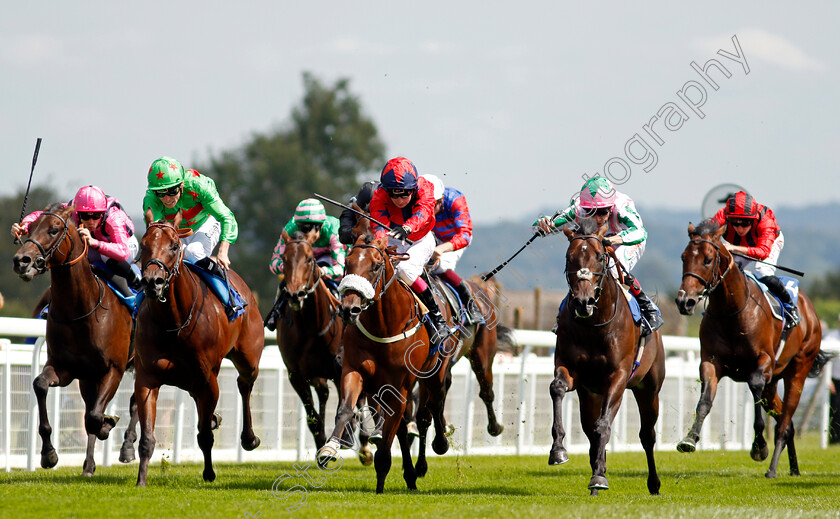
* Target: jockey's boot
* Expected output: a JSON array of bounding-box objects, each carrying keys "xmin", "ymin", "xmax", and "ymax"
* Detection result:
[
  {"xmin": 263, "ymin": 282, "xmax": 286, "ymax": 331},
  {"xmin": 418, "ymin": 287, "xmax": 454, "ymax": 345},
  {"xmin": 455, "ymin": 280, "xmax": 484, "ymax": 324},
  {"xmin": 625, "ymin": 273, "xmax": 663, "ymax": 337},
  {"xmin": 760, "ymin": 275, "xmax": 801, "ymax": 328},
  {"xmin": 196, "ymin": 257, "xmax": 225, "ymax": 278}
]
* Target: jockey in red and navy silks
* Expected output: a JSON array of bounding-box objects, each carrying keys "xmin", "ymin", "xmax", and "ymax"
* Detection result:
[
  {"xmin": 711, "ymin": 190, "xmax": 799, "ymax": 326},
  {"xmin": 421, "ymin": 174, "xmax": 483, "ymax": 324},
  {"xmin": 534, "ymin": 176, "xmax": 663, "ymax": 336},
  {"xmin": 344, "ymin": 156, "xmax": 452, "ymax": 344}
]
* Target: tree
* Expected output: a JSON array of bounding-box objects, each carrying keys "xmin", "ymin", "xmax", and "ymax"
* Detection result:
[
  {"xmin": 0, "ymin": 185, "xmax": 60, "ymax": 317},
  {"xmin": 200, "ymin": 72, "xmax": 386, "ymax": 307}
]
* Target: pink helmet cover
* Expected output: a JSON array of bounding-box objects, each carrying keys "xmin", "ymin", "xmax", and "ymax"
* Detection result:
[{"xmin": 73, "ymin": 185, "xmax": 108, "ymax": 212}]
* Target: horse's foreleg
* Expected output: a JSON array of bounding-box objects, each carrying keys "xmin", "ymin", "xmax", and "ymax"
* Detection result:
[
  {"xmin": 678, "ymin": 360, "xmax": 721, "ymax": 453},
  {"xmin": 549, "ymin": 366, "xmax": 573, "ymax": 465},
  {"xmin": 33, "ymin": 365, "xmax": 72, "ymax": 470},
  {"xmin": 289, "ymin": 372, "xmax": 326, "ymax": 449},
  {"xmin": 767, "ymin": 368, "xmax": 809, "ymax": 478},
  {"xmin": 314, "ymin": 379, "xmax": 332, "ymax": 447},
  {"xmin": 748, "ymin": 357, "xmax": 774, "ymax": 462},
  {"xmin": 585, "ymin": 376, "xmax": 626, "ymax": 493},
  {"xmin": 195, "ymin": 379, "xmax": 221, "ymax": 483},
  {"xmin": 318, "ymin": 370, "xmax": 362, "ymax": 466},
  {"xmin": 632, "ymin": 380, "xmax": 662, "ymax": 495},
  {"xmin": 469, "ymin": 330, "xmax": 503, "ymax": 437},
  {"xmin": 415, "ymin": 387, "xmax": 432, "ymax": 479},
  {"xmin": 355, "ymin": 396, "xmax": 373, "ymax": 466},
  {"xmin": 235, "ymin": 366, "xmax": 261, "ymax": 451},
  {"xmin": 374, "ymin": 403, "xmax": 405, "ymax": 494},
  {"xmin": 120, "ymin": 393, "xmax": 139, "ymax": 463},
  {"xmin": 135, "ymin": 381, "xmax": 159, "ymax": 487},
  {"xmin": 397, "ymin": 418, "xmax": 417, "ymax": 491}
]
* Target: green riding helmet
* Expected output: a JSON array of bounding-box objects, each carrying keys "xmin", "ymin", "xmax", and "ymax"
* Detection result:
[{"xmin": 147, "ymin": 156, "xmax": 185, "ymax": 190}]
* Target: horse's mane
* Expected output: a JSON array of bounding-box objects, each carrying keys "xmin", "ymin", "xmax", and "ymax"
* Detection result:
[
  {"xmin": 362, "ymin": 233, "xmax": 375, "ymax": 245},
  {"xmin": 46, "ymin": 202, "xmax": 67, "ymax": 213},
  {"xmin": 692, "ymin": 219, "xmax": 720, "ymax": 237},
  {"xmin": 574, "ymin": 217, "xmax": 601, "ymax": 236},
  {"xmin": 291, "ymin": 230, "xmax": 307, "ymax": 241}
]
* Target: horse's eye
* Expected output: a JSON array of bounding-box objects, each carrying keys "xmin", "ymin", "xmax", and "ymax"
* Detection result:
[
  {"xmin": 169, "ymin": 243, "xmax": 179, "ymax": 252},
  {"xmin": 704, "ymin": 257, "xmax": 713, "ymax": 266},
  {"xmin": 48, "ymin": 228, "xmax": 59, "ymax": 236},
  {"xmin": 307, "ymin": 257, "xmax": 314, "ymax": 264}
]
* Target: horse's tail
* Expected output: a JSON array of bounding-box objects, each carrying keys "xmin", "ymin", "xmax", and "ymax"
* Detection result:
[
  {"xmin": 808, "ymin": 349, "xmax": 835, "ymax": 378},
  {"xmin": 495, "ymin": 324, "xmax": 518, "ymax": 355}
]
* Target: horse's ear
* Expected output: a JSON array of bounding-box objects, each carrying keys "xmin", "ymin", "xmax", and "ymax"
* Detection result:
[
  {"xmin": 687, "ymin": 222, "xmax": 696, "ymax": 236},
  {"xmin": 712, "ymin": 224, "xmax": 727, "ymax": 241},
  {"xmin": 563, "ymin": 227, "xmax": 574, "ymax": 241},
  {"xmin": 352, "ymin": 204, "xmax": 371, "ymax": 239},
  {"xmin": 281, "ymin": 228, "xmax": 291, "ymax": 243},
  {"xmin": 373, "ymin": 235, "xmax": 388, "ymax": 249},
  {"xmin": 171, "ymin": 210, "xmax": 183, "ymax": 230}
]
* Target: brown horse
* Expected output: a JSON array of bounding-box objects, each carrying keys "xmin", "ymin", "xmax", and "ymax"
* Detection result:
[
  {"xmin": 133, "ymin": 220, "xmax": 264, "ymax": 486},
  {"xmin": 276, "ymin": 228, "xmax": 373, "ymax": 465},
  {"xmin": 12, "ymin": 203, "xmax": 137, "ymax": 476},
  {"xmin": 548, "ymin": 218, "xmax": 665, "ymax": 495},
  {"xmin": 318, "ymin": 232, "xmax": 453, "ymax": 493},
  {"xmin": 674, "ymin": 220, "xmax": 826, "ymax": 478}
]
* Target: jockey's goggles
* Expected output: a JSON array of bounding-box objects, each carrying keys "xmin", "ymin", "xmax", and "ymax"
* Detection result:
[
  {"xmin": 78, "ymin": 212, "xmax": 104, "ymax": 221},
  {"xmin": 592, "ymin": 207, "xmax": 611, "ymax": 217},
  {"xmin": 728, "ymin": 218, "xmax": 753, "ymax": 228},
  {"xmin": 154, "ymin": 186, "xmax": 182, "ymax": 198},
  {"xmin": 387, "ymin": 189, "xmax": 413, "ymax": 199},
  {"xmin": 298, "ymin": 222, "xmax": 322, "ymax": 233}
]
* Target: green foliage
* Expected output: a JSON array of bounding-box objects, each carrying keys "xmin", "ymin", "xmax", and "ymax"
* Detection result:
[
  {"xmin": 200, "ymin": 72, "xmax": 385, "ymax": 306},
  {"xmin": 0, "ymin": 185, "xmax": 60, "ymax": 317},
  {"xmin": 811, "ymin": 298, "xmax": 840, "ymax": 329}
]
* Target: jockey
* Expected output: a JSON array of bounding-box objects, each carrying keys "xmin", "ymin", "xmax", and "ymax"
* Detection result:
[
  {"xmin": 712, "ymin": 190, "xmax": 800, "ymax": 326},
  {"xmin": 534, "ymin": 176, "xmax": 664, "ymax": 336},
  {"xmin": 11, "ymin": 185, "xmax": 140, "ymax": 297},
  {"xmin": 366, "ymin": 157, "xmax": 452, "ymax": 344},
  {"xmin": 421, "ymin": 174, "xmax": 483, "ymax": 324},
  {"xmin": 339, "ymin": 180, "xmax": 379, "ymax": 245},
  {"xmin": 142, "ymin": 156, "xmax": 238, "ymax": 278},
  {"xmin": 263, "ymin": 199, "xmax": 346, "ymax": 330}
]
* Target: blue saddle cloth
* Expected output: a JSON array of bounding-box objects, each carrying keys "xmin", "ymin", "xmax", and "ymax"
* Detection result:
[
  {"xmin": 184, "ymin": 260, "xmax": 247, "ymax": 321},
  {"xmin": 558, "ymin": 291, "xmax": 643, "ymax": 324},
  {"xmin": 745, "ymin": 272, "xmax": 799, "ymax": 325}
]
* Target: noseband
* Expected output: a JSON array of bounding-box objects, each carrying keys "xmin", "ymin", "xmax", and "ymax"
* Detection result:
[
  {"xmin": 681, "ymin": 238, "xmax": 733, "ymax": 299},
  {"xmin": 341, "ymin": 243, "xmax": 401, "ymax": 313},
  {"xmin": 141, "ymin": 223, "xmax": 184, "ymax": 303},
  {"xmin": 284, "ymin": 239, "xmax": 319, "ymax": 299},
  {"xmin": 565, "ymin": 235, "xmax": 610, "ymax": 304},
  {"xmin": 24, "ymin": 212, "xmax": 88, "ymax": 272}
]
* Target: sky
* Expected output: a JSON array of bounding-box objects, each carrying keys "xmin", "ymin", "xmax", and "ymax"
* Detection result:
[{"xmin": 2, "ymin": 2, "xmax": 838, "ymax": 225}]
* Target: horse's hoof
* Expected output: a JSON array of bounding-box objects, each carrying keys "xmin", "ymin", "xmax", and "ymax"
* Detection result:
[
  {"xmin": 676, "ymin": 440, "xmax": 696, "ymax": 453},
  {"xmin": 41, "ymin": 449, "xmax": 58, "ymax": 469},
  {"xmin": 82, "ymin": 470, "xmax": 94, "ymax": 478},
  {"xmin": 416, "ymin": 458, "xmax": 428, "ymax": 478},
  {"xmin": 211, "ymin": 414, "xmax": 223, "ymax": 430},
  {"xmin": 119, "ymin": 444, "xmax": 136, "ymax": 463},
  {"xmin": 588, "ymin": 475, "xmax": 609, "ymax": 490},
  {"xmin": 406, "ymin": 421, "xmax": 420, "ymax": 438},
  {"xmin": 548, "ymin": 449, "xmax": 569, "ymax": 466},
  {"xmin": 203, "ymin": 468, "xmax": 216, "ymax": 482},
  {"xmin": 369, "ymin": 432, "xmax": 383, "ymax": 448},
  {"xmin": 765, "ymin": 469, "xmax": 777, "ymax": 479},
  {"xmin": 432, "ymin": 435, "xmax": 449, "ymax": 455},
  {"xmin": 358, "ymin": 446, "xmax": 373, "ymax": 467},
  {"xmin": 590, "ymin": 488, "xmax": 599, "ymax": 497},
  {"xmin": 316, "ymin": 439, "xmax": 341, "ymax": 467},
  {"xmin": 241, "ymin": 435, "xmax": 260, "ymax": 451},
  {"xmin": 488, "ymin": 423, "xmax": 504, "ymax": 437},
  {"xmin": 750, "ymin": 443, "xmax": 769, "ymax": 462}
]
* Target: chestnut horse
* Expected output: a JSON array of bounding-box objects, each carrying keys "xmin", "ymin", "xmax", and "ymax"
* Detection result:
[
  {"xmin": 675, "ymin": 220, "xmax": 825, "ymax": 478},
  {"xmin": 277, "ymin": 228, "xmax": 373, "ymax": 465},
  {"xmin": 548, "ymin": 218, "xmax": 665, "ymax": 495},
  {"xmin": 133, "ymin": 221, "xmax": 264, "ymax": 486},
  {"xmin": 318, "ymin": 233, "xmax": 454, "ymax": 494},
  {"xmin": 12, "ymin": 203, "xmax": 137, "ymax": 476}
]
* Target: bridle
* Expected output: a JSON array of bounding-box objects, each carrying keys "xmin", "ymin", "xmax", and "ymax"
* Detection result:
[
  {"xmin": 141, "ymin": 222, "xmax": 198, "ymax": 333},
  {"xmin": 284, "ymin": 239, "xmax": 319, "ymax": 299},
  {"xmin": 680, "ymin": 237, "xmax": 749, "ymax": 316},
  {"xmin": 343, "ymin": 243, "xmax": 402, "ymax": 313},
  {"xmin": 564, "ymin": 234, "xmax": 618, "ymax": 327},
  {"xmin": 24, "ymin": 211, "xmax": 88, "ymax": 273}
]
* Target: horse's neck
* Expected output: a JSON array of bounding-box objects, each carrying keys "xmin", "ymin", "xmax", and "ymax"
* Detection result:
[
  {"xmin": 295, "ymin": 279, "xmax": 334, "ymax": 330},
  {"xmin": 160, "ymin": 261, "xmax": 198, "ymax": 318},
  {"xmin": 49, "ymin": 240, "xmax": 98, "ymax": 309},
  {"xmin": 362, "ymin": 266, "xmax": 416, "ymax": 333},
  {"xmin": 709, "ymin": 254, "xmax": 749, "ymax": 313},
  {"xmin": 595, "ymin": 274, "xmax": 621, "ymax": 319}
]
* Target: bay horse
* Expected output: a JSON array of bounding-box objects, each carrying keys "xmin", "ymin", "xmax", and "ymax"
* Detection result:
[
  {"xmin": 133, "ymin": 220, "xmax": 264, "ymax": 486},
  {"xmin": 318, "ymin": 232, "xmax": 454, "ymax": 494},
  {"xmin": 277, "ymin": 228, "xmax": 373, "ymax": 465},
  {"xmin": 12, "ymin": 203, "xmax": 138, "ymax": 476},
  {"xmin": 548, "ymin": 218, "xmax": 665, "ymax": 495},
  {"xmin": 674, "ymin": 220, "xmax": 825, "ymax": 478}
]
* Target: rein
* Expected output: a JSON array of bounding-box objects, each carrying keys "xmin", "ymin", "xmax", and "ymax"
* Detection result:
[
  {"xmin": 284, "ymin": 239, "xmax": 340, "ymax": 337},
  {"xmin": 345, "ymin": 243, "xmax": 403, "ymax": 312},
  {"xmin": 142, "ymin": 222, "xmax": 199, "ymax": 334},
  {"xmin": 681, "ymin": 237, "xmax": 749, "ymax": 316},
  {"xmin": 24, "ymin": 212, "xmax": 89, "ymax": 272},
  {"xmin": 565, "ymin": 234, "xmax": 619, "ymax": 327}
]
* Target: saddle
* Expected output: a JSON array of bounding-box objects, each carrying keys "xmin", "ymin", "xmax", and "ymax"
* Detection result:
[{"xmin": 186, "ymin": 260, "xmax": 247, "ymax": 321}]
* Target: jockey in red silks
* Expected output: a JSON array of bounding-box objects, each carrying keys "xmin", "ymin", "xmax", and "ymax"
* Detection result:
[
  {"xmin": 351, "ymin": 157, "xmax": 452, "ymax": 344},
  {"xmin": 534, "ymin": 176, "xmax": 664, "ymax": 336},
  {"xmin": 421, "ymin": 174, "xmax": 483, "ymax": 324},
  {"xmin": 712, "ymin": 190, "xmax": 800, "ymax": 326},
  {"xmin": 12, "ymin": 185, "xmax": 141, "ymax": 296}
]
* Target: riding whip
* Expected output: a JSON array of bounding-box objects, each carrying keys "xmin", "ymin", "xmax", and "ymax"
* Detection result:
[
  {"xmin": 14, "ymin": 138, "xmax": 42, "ymax": 245},
  {"xmin": 313, "ymin": 192, "xmax": 414, "ymax": 245},
  {"xmin": 730, "ymin": 251, "xmax": 805, "ymax": 277},
  {"xmin": 482, "ymin": 234, "xmax": 539, "ymax": 281}
]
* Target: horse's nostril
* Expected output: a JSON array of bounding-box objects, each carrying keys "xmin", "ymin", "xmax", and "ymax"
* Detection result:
[
  {"xmin": 154, "ymin": 278, "xmax": 165, "ymax": 287},
  {"xmin": 297, "ymin": 291, "xmax": 306, "ymax": 299},
  {"xmin": 350, "ymin": 306, "xmax": 361, "ymax": 316}
]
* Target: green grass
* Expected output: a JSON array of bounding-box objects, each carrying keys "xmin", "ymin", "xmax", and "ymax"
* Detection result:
[{"xmin": 3, "ymin": 437, "xmax": 840, "ymax": 518}]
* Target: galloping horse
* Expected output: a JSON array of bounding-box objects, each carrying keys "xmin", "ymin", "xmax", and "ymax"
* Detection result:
[
  {"xmin": 12, "ymin": 203, "xmax": 137, "ymax": 476},
  {"xmin": 675, "ymin": 220, "xmax": 825, "ymax": 478},
  {"xmin": 319, "ymin": 232, "xmax": 454, "ymax": 494},
  {"xmin": 548, "ymin": 218, "xmax": 665, "ymax": 495},
  {"xmin": 276, "ymin": 228, "xmax": 373, "ymax": 465},
  {"xmin": 133, "ymin": 220, "xmax": 264, "ymax": 486}
]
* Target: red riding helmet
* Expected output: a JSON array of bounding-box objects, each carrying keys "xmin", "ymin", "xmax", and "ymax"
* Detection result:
[
  {"xmin": 723, "ymin": 191, "xmax": 759, "ymax": 219},
  {"xmin": 380, "ymin": 157, "xmax": 419, "ymax": 190}
]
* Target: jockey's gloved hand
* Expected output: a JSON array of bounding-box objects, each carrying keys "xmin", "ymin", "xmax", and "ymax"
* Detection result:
[{"xmin": 388, "ymin": 224, "xmax": 411, "ymax": 241}]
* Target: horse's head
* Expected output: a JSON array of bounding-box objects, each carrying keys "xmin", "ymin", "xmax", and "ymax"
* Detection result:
[
  {"xmin": 140, "ymin": 220, "xmax": 182, "ymax": 301},
  {"xmin": 563, "ymin": 218, "xmax": 610, "ymax": 319},
  {"xmin": 13, "ymin": 204, "xmax": 80, "ymax": 281},
  {"xmin": 675, "ymin": 220, "xmax": 728, "ymax": 315},
  {"xmin": 337, "ymin": 233, "xmax": 390, "ymax": 324},
  {"xmin": 282, "ymin": 228, "xmax": 320, "ymax": 311}
]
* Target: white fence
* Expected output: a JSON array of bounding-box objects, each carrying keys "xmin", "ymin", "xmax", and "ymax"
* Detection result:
[{"xmin": 0, "ymin": 317, "xmax": 836, "ymax": 472}]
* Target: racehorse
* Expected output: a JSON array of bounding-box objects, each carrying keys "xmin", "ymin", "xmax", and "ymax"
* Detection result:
[
  {"xmin": 133, "ymin": 220, "xmax": 264, "ymax": 486},
  {"xmin": 276, "ymin": 228, "xmax": 373, "ymax": 465},
  {"xmin": 548, "ymin": 218, "xmax": 665, "ymax": 495},
  {"xmin": 318, "ymin": 231, "xmax": 454, "ymax": 494},
  {"xmin": 675, "ymin": 220, "xmax": 826, "ymax": 478},
  {"xmin": 12, "ymin": 203, "xmax": 137, "ymax": 476}
]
